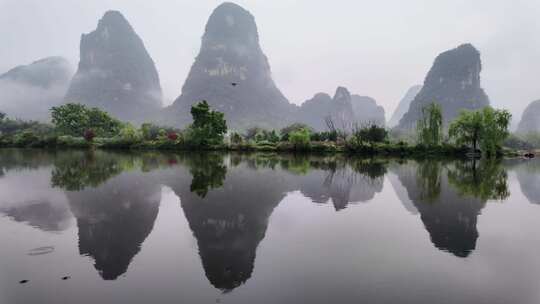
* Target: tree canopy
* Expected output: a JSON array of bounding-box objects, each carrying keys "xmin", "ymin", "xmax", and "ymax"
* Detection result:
[
  {"xmin": 288, "ymin": 127, "xmax": 311, "ymax": 150},
  {"xmin": 449, "ymin": 107, "xmax": 511, "ymax": 156},
  {"xmin": 187, "ymin": 100, "xmax": 227, "ymax": 147},
  {"xmin": 352, "ymin": 123, "xmax": 388, "ymax": 146},
  {"xmin": 280, "ymin": 123, "xmax": 312, "ymax": 141},
  {"xmin": 51, "ymin": 103, "xmax": 122, "ymax": 137}
]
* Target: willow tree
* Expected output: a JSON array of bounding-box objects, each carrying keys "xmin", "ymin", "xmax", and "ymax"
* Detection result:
[
  {"xmin": 480, "ymin": 107, "xmax": 511, "ymax": 157},
  {"xmin": 448, "ymin": 110, "xmax": 483, "ymax": 152},
  {"xmin": 417, "ymin": 103, "xmax": 443, "ymax": 146},
  {"xmin": 449, "ymin": 107, "xmax": 511, "ymax": 157}
]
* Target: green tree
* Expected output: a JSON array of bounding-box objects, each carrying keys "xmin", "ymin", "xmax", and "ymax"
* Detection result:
[
  {"xmin": 141, "ymin": 123, "xmax": 158, "ymax": 141},
  {"xmin": 280, "ymin": 123, "xmax": 312, "ymax": 141},
  {"xmin": 187, "ymin": 101, "xmax": 227, "ymax": 147},
  {"xmin": 480, "ymin": 107, "xmax": 511, "ymax": 157},
  {"xmin": 51, "ymin": 103, "xmax": 122, "ymax": 137},
  {"xmin": 352, "ymin": 123, "xmax": 388, "ymax": 147},
  {"xmin": 417, "ymin": 103, "xmax": 443, "ymax": 146},
  {"xmin": 449, "ymin": 107, "xmax": 511, "ymax": 156},
  {"xmin": 289, "ymin": 128, "xmax": 311, "ymax": 150},
  {"xmin": 448, "ymin": 110, "xmax": 484, "ymax": 152},
  {"xmin": 0, "ymin": 112, "xmax": 5, "ymax": 121},
  {"xmin": 230, "ymin": 132, "xmax": 243, "ymax": 144},
  {"xmin": 267, "ymin": 130, "xmax": 280, "ymax": 143},
  {"xmin": 119, "ymin": 123, "xmax": 142, "ymax": 141}
]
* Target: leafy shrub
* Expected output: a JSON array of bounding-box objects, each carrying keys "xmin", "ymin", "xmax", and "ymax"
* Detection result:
[
  {"xmin": 141, "ymin": 123, "xmax": 179, "ymax": 141},
  {"xmin": 230, "ymin": 132, "xmax": 243, "ymax": 144},
  {"xmin": 13, "ymin": 130, "xmax": 39, "ymax": 147},
  {"xmin": 167, "ymin": 132, "xmax": 179, "ymax": 141},
  {"xmin": 350, "ymin": 123, "xmax": 388, "ymax": 147},
  {"xmin": 119, "ymin": 123, "xmax": 142, "ymax": 142},
  {"xmin": 289, "ymin": 128, "xmax": 311, "ymax": 150},
  {"xmin": 280, "ymin": 123, "xmax": 312, "ymax": 141},
  {"xmin": 51, "ymin": 103, "xmax": 122, "ymax": 137}
]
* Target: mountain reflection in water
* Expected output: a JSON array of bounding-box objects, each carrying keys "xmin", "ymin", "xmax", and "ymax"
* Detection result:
[{"xmin": 0, "ymin": 149, "xmax": 533, "ymax": 298}]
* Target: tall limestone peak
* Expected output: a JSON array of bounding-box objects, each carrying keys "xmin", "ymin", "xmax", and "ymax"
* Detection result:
[
  {"xmin": 388, "ymin": 85, "xmax": 422, "ymax": 128},
  {"xmin": 350, "ymin": 95, "xmax": 386, "ymax": 126},
  {"xmin": 297, "ymin": 87, "xmax": 355, "ymax": 131},
  {"xmin": 168, "ymin": 2, "xmax": 293, "ymax": 130},
  {"xmin": 517, "ymin": 100, "xmax": 540, "ymax": 134},
  {"xmin": 397, "ymin": 44, "xmax": 490, "ymax": 129},
  {"xmin": 65, "ymin": 10, "xmax": 162, "ymax": 123},
  {"xmin": 0, "ymin": 56, "xmax": 73, "ymax": 121}
]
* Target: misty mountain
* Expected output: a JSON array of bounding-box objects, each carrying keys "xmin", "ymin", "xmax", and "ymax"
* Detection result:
[
  {"xmin": 517, "ymin": 100, "xmax": 540, "ymax": 134},
  {"xmin": 166, "ymin": 2, "xmax": 294, "ymax": 130},
  {"xmin": 0, "ymin": 57, "xmax": 73, "ymax": 121},
  {"xmin": 388, "ymin": 85, "xmax": 422, "ymax": 128},
  {"xmin": 397, "ymin": 44, "xmax": 490, "ymax": 129},
  {"xmin": 297, "ymin": 87, "xmax": 355, "ymax": 131},
  {"xmin": 350, "ymin": 95, "xmax": 386, "ymax": 126},
  {"xmin": 64, "ymin": 11, "xmax": 162, "ymax": 124}
]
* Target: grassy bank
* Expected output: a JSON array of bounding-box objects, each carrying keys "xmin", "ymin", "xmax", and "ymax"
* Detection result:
[
  {"xmin": 0, "ymin": 134, "xmax": 473, "ymax": 158},
  {"xmin": 0, "ymin": 101, "xmax": 517, "ymax": 159}
]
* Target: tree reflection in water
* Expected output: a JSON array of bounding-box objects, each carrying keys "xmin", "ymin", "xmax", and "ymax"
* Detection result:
[
  {"xmin": 391, "ymin": 158, "xmax": 509, "ymax": 257},
  {"xmin": 0, "ymin": 150, "xmax": 515, "ymax": 290}
]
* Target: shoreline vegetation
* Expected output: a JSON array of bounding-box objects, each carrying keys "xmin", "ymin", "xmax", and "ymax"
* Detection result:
[{"xmin": 0, "ymin": 101, "xmax": 533, "ymax": 158}]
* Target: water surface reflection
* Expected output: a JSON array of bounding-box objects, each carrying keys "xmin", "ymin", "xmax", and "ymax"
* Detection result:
[{"xmin": 1, "ymin": 149, "xmax": 539, "ymax": 304}]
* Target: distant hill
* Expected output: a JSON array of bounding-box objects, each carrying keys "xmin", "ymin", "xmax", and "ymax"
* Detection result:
[
  {"xmin": 297, "ymin": 87, "xmax": 355, "ymax": 131},
  {"xmin": 0, "ymin": 57, "xmax": 73, "ymax": 121},
  {"xmin": 350, "ymin": 95, "xmax": 385, "ymax": 126},
  {"xmin": 388, "ymin": 85, "xmax": 422, "ymax": 128},
  {"xmin": 517, "ymin": 100, "xmax": 540, "ymax": 134}
]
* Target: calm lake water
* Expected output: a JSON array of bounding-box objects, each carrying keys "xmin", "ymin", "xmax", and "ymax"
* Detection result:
[{"xmin": 1, "ymin": 149, "xmax": 540, "ymax": 304}]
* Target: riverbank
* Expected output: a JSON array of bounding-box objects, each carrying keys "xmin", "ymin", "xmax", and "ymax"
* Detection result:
[{"xmin": 0, "ymin": 134, "xmax": 485, "ymax": 158}]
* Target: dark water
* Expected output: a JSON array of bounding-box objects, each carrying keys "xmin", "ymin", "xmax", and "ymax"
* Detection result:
[{"xmin": 1, "ymin": 149, "xmax": 540, "ymax": 304}]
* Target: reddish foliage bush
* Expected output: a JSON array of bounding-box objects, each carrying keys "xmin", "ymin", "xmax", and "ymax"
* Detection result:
[
  {"xmin": 83, "ymin": 129, "xmax": 96, "ymax": 142},
  {"xmin": 167, "ymin": 132, "xmax": 179, "ymax": 141}
]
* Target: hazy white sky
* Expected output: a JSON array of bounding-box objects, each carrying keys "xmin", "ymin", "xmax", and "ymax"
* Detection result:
[{"xmin": 1, "ymin": 0, "xmax": 539, "ymax": 123}]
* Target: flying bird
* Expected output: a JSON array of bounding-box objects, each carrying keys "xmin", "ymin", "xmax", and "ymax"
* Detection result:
[{"xmin": 231, "ymin": 82, "xmax": 238, "ymax": 87}]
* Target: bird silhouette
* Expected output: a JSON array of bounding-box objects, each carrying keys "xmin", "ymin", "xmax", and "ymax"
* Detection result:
[{"xmin": 231, "ymin": 82, "xmax": 238, "ymax": 87}]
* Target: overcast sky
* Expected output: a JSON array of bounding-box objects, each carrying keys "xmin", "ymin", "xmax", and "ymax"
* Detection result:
[{"xmin": 1, "ymin": 0, "xmax": 539, "ymax": 123}]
